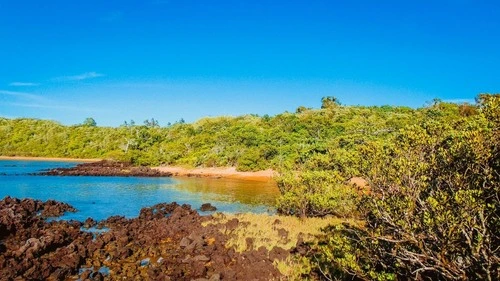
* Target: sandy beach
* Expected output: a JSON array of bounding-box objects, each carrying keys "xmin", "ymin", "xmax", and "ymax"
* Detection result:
[
  {"xmin": 152, "ymin": 166, "xmax": 276, "ymax": 182},
  {"xmin": 0, "ymin": 156, "xmax": 276, "ymax": 182}
]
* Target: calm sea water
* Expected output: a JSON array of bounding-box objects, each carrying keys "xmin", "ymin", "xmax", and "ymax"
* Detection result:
[{"xmin": 0, "ymin": 160, "xmax": 279, "ymax": 221}]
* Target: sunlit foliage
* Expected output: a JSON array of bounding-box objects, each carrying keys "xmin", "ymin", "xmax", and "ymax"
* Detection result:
[
  {"xmin": 307, "ymin": 94, "xmax": 499, "ymax": 280},
  {"xmin": 1, "ymin": 94, "xmax": 498, "ymax": 280}
]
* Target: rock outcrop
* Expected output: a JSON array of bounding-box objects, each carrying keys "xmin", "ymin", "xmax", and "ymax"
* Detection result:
[
  {"xmin": 40, "ymin": 160, "xmax": 173, "ymax": 177},
  {"xmin": 0, "ymin": 197, "xmax": 287, "ymax": 280}
]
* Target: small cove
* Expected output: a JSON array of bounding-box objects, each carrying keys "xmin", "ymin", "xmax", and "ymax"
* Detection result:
[{"xmin": 0, "ymin": 160, "xmax": 280, "ymax": 221}]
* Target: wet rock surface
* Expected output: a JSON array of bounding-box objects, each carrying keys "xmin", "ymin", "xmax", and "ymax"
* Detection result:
[
  {"xmin": 200, "ymin": 203, "xmax": 217, "ymax": 212},
  {"xmin": 39, "ymin": 160, "xmax": 173, "ymax": 177},
  {"xmin": 0, "ymin": 197, "xmax": 287, "ymax": 280},
  {"xmin": 0, "ymin": 196, "xmax": 90, "ymax": 280}
]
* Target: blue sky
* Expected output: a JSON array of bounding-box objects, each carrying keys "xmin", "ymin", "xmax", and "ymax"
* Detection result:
[{"xmin": 0, "ymin": 0, "xmax": 499, "ymax": 126}]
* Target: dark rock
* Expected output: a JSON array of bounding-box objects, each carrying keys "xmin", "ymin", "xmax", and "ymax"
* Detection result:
[
  {"xmin": 294, "ymin": 237, "xmax": 308, "ymax": 255},
  {"xmin": 39, "ymin": 160, "xmax": 172, "ymax": 177},
  {"xmin": 277, "ymin": 228, "xmax": 289, "ymax": 239},
  {"xmin": 225, "ymin": 218, "xmax": 240, "ymax": 232},
  {"xmin": 200, "ymin": 203, "xmax": 217, "ymax": 212},
  {"xmin": 80, "ymin": 269, "xmax": 91, "ymax": 280},
  {"xmin": 193, "ymin": 254, "xmax": 211, "ymax": 262},
  {"xmin": 0, "ymin": 197, "xmax": 284, "ymax": 280},
  {"xmin": 40, "ymin": 199, "xmax": 77, "ymax": 217},
  {"xmin": 245, "ymin": 237, "xmax": 255, "ymax": 251},
  {"xmin": 90, "ymin": 271, "xmax": 104, "ymax": 281},
  {"xmin": 210, "ymin": 273, "xmax": 221, "ymax": 281},
  {"xmin": 179, "ymin": 237, "xmax": 191, "ymax": 248},
  {"xmin": 269, "ymin": 246, "xmax": 289, "ymax": 261},
  {"xmin": 83, "ymin": 217, "xmax": 96, "ymax": 228}
]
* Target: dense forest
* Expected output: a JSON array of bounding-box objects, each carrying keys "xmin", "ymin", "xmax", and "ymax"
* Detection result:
[
  {"xmin": 0, "ymin": 96, "xmax": 450, "ymax": 170},
  {"xmin": 1, "ymin": 94, "xmax": 498, "ymax": 280}
]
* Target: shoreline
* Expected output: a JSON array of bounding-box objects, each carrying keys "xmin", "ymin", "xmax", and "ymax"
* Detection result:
[
  {"xmin": 152, "ymin": 166, "xmax": 276, "ymax": 182},
  {"xmin": 0, "ymin": 156, "xmax": 101, "ymax": 162},
  {"xmin": 0, "ymin": 156, "xmax": 276, "ymax": 182}
]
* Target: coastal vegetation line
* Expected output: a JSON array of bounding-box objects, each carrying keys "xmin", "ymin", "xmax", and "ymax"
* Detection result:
[{"xmin": 1, "ymin": 94, "xmax": 498, "ymax": 280}]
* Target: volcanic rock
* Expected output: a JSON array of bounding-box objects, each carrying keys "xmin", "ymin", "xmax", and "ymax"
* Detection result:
[
  {"xmin": 39, "ymin": 160, "xmax": 173, "ymax": 177},
  {"xmin": 0, "ymin": 197, "xmax": 288, "ymax": 280},
  {"xmin": 200, "ymin": 203, "xmax": 217, "ymax": 211}
]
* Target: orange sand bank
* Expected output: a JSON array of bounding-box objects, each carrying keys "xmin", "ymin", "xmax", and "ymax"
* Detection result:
[
  {"xmin": 153, "ymin": 166, "xmax": 276, "ymax": 182},
  {"xmin": 0, "ymin": 156, "xmax": 276, "ymax": 182}
]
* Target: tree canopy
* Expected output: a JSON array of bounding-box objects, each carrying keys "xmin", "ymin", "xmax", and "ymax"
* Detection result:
[
  {"xmin": 1, "ymin": 94, "xmax": 498, "ymax": 280},
  {"xmin": 82, "ymin": 117, "xmax": 97, "ymax": 127}
]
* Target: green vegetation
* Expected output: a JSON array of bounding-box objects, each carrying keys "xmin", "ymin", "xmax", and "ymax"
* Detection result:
[
  {"xmin": 276, "ymin": 171, "xmax": 360, "ymax": 218},
  {"xmin": 204, "ymin": 213, "xmax": 362, "ymax": 281},
  {"xmin": 0, "ymin": 101, "xmax": 420, "ymax": 170},
  {"xmin": 304, "ymin": 94, "xmax": 499, "ymax": 280},
  {"xmin": 1, "ymin": 94, "xmax": 498, "ymax": 280},
  {"xmin": 82, "ymin": 117, "xmax": 97, "ymax": 127}
]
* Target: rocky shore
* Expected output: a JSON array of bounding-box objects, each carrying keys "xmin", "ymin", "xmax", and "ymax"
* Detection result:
[
  {"xmin": 40, "ymin": 160, "xmax": 173, "ymax": 177},
  {"xmin": 153, "ymin": 166, "xmax": 275, "ymax": 182},
  {"xmin": 0, "ymin": 197, "xmax": 288, "ymax": 280}
]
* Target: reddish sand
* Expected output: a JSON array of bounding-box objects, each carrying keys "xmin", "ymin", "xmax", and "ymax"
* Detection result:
[
  {"xmin": 153, "ymin": 166, "xmax": 276, "ymax": 182},
  {"xmin": 0, "ymin": 156, "xmax": 276, "ymax": 182}
]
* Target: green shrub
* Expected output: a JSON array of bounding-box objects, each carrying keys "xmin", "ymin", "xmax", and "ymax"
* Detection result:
[
  {"xmin": 308, "ymin": 94, "xmax": 499, "ymax": 280},
  {"xmin": 276, "ymin": 171, "xmax": 359, "ymax": 218}
]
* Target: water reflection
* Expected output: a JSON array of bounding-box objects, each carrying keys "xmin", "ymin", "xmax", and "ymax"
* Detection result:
[
  {"xmin": 0, "ymin": 160, "xmax": 280, "ymax": 221},
  {"xmin": 171, "ymin": 177, "xmax": 279, "ymax": 206}
]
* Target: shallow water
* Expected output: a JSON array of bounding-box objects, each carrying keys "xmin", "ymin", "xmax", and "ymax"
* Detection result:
[{"xmin": 0, "ymin": 160, "xmax": 279, "ymax": 221}]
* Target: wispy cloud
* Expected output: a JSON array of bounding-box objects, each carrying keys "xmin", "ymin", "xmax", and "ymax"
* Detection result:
[
  {"xmin": 53, "ymin": 72, "xmax": 105, "ymax": 82},
  {"xmin": 0, "ymin": 90, "xmax": 45, "ymax": 102},
  {"xmin": 9, "ymin": 82, "xmax": 40, "ymax": 87},
  {"xmin": 0, "ymin": 90, "xmax": 100, "ymax": 113},
  {"xmin": 4, "ymin": 102, "xmax": 96, "ymax": 112}
]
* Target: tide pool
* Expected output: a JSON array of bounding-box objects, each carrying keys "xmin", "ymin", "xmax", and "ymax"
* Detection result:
[{"xmin": 0, "ymin": 160, "xmax": 279, "ymax": 221}]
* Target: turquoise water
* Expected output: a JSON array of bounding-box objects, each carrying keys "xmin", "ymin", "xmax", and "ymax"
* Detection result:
[{"xmin": 0, "ymin": 160, "xmax": 279, "ymax": 221}]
